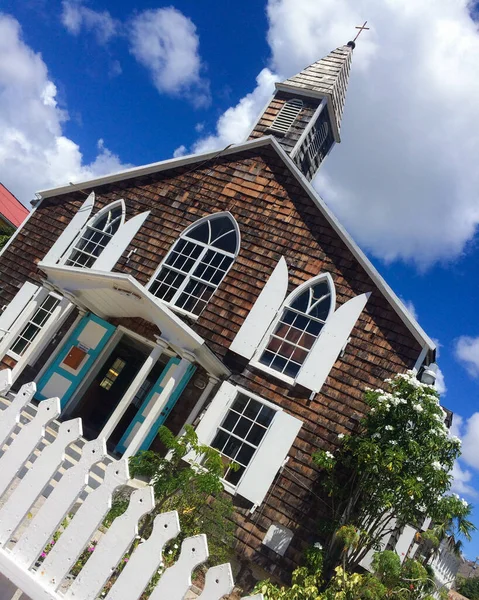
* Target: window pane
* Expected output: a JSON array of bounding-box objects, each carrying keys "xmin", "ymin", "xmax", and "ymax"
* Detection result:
[
  {"xmin": 208, "ymin": 391, "xmax": 277, "ymax": 488},
  {"xmin": 149, "ymin": 215, "xmax": 238, "ymax": 316},
  {"xmin": 10, "ymin": 295, "xmax": 59, "ymax": 357}
]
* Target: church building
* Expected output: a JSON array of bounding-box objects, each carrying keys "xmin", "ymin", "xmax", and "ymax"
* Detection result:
[{"xmin": 0, "ymin": 41, "xmax": 437, "ymax": 577}]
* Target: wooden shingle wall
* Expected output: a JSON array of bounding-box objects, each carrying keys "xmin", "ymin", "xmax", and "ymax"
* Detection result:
[{"xmin": 0, "ymin": 146, "xmax": 423, "ymax": 578}]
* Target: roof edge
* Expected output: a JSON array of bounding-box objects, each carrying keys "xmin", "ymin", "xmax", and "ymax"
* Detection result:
[{"xmin": 38, "ymin": 137, "xmax": 273, "ymax": 199}]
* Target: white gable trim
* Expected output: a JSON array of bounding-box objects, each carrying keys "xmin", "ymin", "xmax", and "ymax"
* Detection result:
[{"xmin": 35, "ymin": 136, "xmax": 434, "ymax": 353}]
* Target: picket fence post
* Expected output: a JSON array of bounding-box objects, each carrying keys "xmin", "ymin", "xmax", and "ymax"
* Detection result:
[{"xmin": 0, "ymin": 372, "xmax": 263, "ymax": 600}]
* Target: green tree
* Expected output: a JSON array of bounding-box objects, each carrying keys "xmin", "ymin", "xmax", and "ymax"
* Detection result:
[
  {"xmin": 0, "ymin": 223, "xmax": 14, "ymax": 250},
  {"xmin": 312, "ymin": 371, "xmax": 475, "ymax": 570}
]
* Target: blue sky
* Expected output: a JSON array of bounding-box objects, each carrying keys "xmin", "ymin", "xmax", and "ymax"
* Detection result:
[{"xmin": 1, "ymin": 0, "xmax": 479, "ymax": 560}]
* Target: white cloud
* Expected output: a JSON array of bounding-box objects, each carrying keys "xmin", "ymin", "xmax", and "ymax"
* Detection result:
[
  {"xmin": 458, "ymin": 413, "xmax": 479, "ymax": 471},
  {"xmin": 455, "ymin": 336, "xmax": 479, "ymax": 378},
  {"xmin": 0, "ymin": 14, "xmax": 130, "ymax": 206},
  {"xmin": 61, "ymin": 0, "xmax": 119, "ymax": 44},
  {"xmin": 194, "ymin": 0, "xmax": 479, "ymax": 268},
  {"xmin": 129, "ymin": 7, "xmax": 210, "ymax": 107},
  {"xmin": 451, "ymin": 461, "xmax": 477, "ymax": 498},
  {"xmin": 194, "ymin": 68, "xmax": 278, "ymax": 153},
  {"xmin": 173, "ymin": 145, "xmax": 187, "ymax": 158},
  {"xmin": 435, "ymin": 365, "xmax": 447, "ymax": 396}
]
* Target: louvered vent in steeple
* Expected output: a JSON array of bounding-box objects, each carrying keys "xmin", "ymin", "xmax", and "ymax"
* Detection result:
[{"xmin": 269, "ymin": 98, "xmax": 303, "ymax": 134}]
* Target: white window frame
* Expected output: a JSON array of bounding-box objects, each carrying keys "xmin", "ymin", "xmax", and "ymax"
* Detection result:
[
  {"xmin": 205, "ymin": 385, "xmax": 281, "ymax": 495},
  {"xmin": 147, "ymin": 212, "xmax": 240, "ymax": 319},
  {"xmin": 60, "ymin": 200, "xmax": 126, "ymax": 268},
  {"xmin": 250, "ymin": 272, "xmax": 336, "ymax": 385},
  {"xmin": 6, "ymin": 291, "xmax": 64, "ymax": 362}
]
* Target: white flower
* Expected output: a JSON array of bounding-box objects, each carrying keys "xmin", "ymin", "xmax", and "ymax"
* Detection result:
[
  {"xmin": 372, "ymin": 432, "xmax": 380, "ymax": 439},
  {"xmin": 417, "ymin": 476, "xmax": 423, "ymax": 482},
  {"xmin": 390, "ymin": 440, "xmax": 397, "ymax": 445},
  {"xmin": 461, "ymin": 499, "xmax": 469, "ymax": 508},
  {"xmin": 325, "ymin": 451, "xmax": 334, "ymax": 459},
  {"xmin": 385, "ymin": 425, "xmax": 393, "ymax": 431},
  {"xmin": 174, "ymin": 544, "xmax": 178, "ymax": 549},
  {"xmin": 338, "ymin": 433, "xmax": 345, "ymax": 439},
  {"xmin": 450, "ymin": 435, "xmax": 462, "ymax": 445},
  {"xmin": 432, "ymin": 461, "xmax": 442, "ymax": 470},
  {"xmin": 452, "ymin": 493, "xmax": 459, "ymax": 499},
  {"xmin": 370, "ymin": 408, "xmax": 376, "ymax": 413},
  {"xmin": 412, "ymin": 404, "xmax": 424, "ymax": 413}
]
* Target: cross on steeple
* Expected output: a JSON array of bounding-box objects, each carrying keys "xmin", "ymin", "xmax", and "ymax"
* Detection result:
[{"xmin": 353, "ymin": 21, "xmax": 370, "ymax": 43}]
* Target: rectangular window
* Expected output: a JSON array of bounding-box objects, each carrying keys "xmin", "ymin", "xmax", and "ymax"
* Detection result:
[
  {"xmin": 9, "ymin": 294, "xmax": 60, "ymax": 357},
  {"xmin": 209, "ymin": 391, "xmax": 276, "ymax": 486}
]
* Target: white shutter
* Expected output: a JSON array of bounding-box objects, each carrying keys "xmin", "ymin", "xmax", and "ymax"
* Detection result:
[
  {"xmin": 230, "ymin": 257, "xmax": 289, "ymax": 359},
  {"xmin": 236, "ymin": 410, "xmax": 302, "ymax": 507},
  {"xmin": 42, "ymin": 192, "xmax": 95, "ymax": 265},
  {"xmin": 0, "ymin": 282, "xmax": 39, "ymax": 349},
  {"xmin": 93, "ymin": 211, "xmax": 150, "ymax": 272},
  {"xmin": 185, "ymin": 381, "xmax": 237, "ymax": 463},
  {"xmin": 296, "ymin": 292, "xmax": 370, "ymax": 393}
]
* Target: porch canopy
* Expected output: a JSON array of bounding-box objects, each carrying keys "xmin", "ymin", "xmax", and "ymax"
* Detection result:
[{"xmin": 38, "ymin": 263, "xmax": 229, "ymax": 378}]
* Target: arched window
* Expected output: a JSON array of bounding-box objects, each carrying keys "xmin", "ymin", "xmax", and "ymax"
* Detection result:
[
  {"xmin": 149, "ymin": 213, "xmax": 240, "ymax": 316},
  {"xmin": 270, "ymin": 98, "xmax": 303, "ymax": 134},
  {"xmin": 65, "ymin": 201, "xmax": 124, "ymax": 268},
  {"xmin": 257, "ymin": 274, "xmax": 335, "ymax": 378}
]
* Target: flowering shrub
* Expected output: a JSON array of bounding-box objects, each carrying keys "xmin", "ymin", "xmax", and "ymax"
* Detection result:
[{"xmin": 311, "ymin": 371, "xmax": 474, "ymax": 570}]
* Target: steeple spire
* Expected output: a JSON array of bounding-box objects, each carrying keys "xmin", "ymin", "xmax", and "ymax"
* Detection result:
[
  {"xmin": 277, "ymin": 43, "xmax": 354, "ymax": 142},
  {"xmin": 248, "ymin": 42, "xmax": 355, "ymax": 181}
]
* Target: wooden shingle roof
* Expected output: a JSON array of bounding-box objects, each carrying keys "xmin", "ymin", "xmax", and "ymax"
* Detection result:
[{"xmin": 279, "ymin": 44, "xmax": 354, "ymax": 141}]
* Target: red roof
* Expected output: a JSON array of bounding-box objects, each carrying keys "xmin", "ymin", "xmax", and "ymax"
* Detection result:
[{"xmin": 0, "ymin": 183, "xmax": 29, "ymax": 228}]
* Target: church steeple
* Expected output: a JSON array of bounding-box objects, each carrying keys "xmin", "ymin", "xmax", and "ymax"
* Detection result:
[{"xmin": 249, "ymin": 42, "xmax": 355, "ymax": 181}]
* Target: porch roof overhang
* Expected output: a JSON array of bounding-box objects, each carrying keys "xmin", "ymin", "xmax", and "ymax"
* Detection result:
[{"xmin": 38, "ymin": 263, "xmax": 230, "ymax": 378}]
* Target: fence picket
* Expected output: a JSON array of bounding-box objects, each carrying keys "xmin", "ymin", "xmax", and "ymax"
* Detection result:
[
  {"xmin": 196, "ymin": 564, "xmax": 234, "ymax": 600},
  {"xmin": 149, "ymin": 535, "xmax": 209, "ymax": 600},
  {"xmin": 0, "ymin": 388, "xmax": 265, "ymax": 600},
  {"xmin": 0, "ymin": 381, "xmax": 34, "ymax": 447},
  {"xmin": 38, "ymin": 459, "xmax": 129, "ymax": 590},
  {"xmin": 105, "ymin": 510, "xmax": 180, "ymax": 600},
  {"xmin": 0, "ymin": 397, "xmax": 60, "ymax": 503},
  {"xmin": 12, "ymin": 438, "xmax": 107, "ymax": 569},
  {"xmin": 66, "ymin": 487, "xmax": 155, "ymax": 600},
  {"xmin": 0, "ymin": 418, "xmax": 82, "ymax": 546}
]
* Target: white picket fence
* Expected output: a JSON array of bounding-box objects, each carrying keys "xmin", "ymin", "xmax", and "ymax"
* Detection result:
[{"xmin": 0, "ymin": 371, "xmax": 263, "ymax": 600}]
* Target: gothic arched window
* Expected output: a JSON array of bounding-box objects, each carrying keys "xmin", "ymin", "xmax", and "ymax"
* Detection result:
[
  {"xmin": 257, "ymin": 274, "xmax": 335, "ymax": 378},
  {"xmin": 149, "ymin": 213, "xmax": 240, "ymax": 316},
  {"xmin": 65, "ymin": 201, "xmax": 124, "ymax": 268}
]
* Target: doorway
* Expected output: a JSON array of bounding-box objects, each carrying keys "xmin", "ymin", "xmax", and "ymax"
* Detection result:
[{"xmin": 67, "ymin": 334, "xmax": 151, "ymax": 443}]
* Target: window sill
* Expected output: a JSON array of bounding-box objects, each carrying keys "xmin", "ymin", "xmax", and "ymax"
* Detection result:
[
  {"xmin": 249, "ymin": 359, "xmax": 297, "ymax": 386},
  {"xmin": 6, "ymin": 350, "xmax": 22, "ymax": 362}
]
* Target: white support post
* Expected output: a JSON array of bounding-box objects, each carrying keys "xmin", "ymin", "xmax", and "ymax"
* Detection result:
[
  {"xmin": 122, "ymin": 354, "xmax": 193, "ymax": 459},
  {"xmin": 99, "ymin": 340, "xmax": 168, "ymax": 442},
  {"xmin": 178, "ymin": 375, "xmax": 218, "ymax": 437}
]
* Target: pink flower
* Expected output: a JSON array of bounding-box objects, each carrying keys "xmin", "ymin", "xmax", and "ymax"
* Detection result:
[
  {"xmin": 88, "ymin": 546, "xmax": 95, "ymax": 552},
  {"xmin": 41, "ymin": 552, "xmax": 47, "ymax": 558},
  {"xmin": 124, "ymin": 558, "xmax": 129, "ymax": 562},
  {"xmin": 50, "ymin": 540, "xmax": 55, "ymax": 545}
]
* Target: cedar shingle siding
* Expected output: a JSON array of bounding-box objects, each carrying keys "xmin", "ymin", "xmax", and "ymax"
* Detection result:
[{"xmin": 0, "ymin": 145, "xmax": 422, "ymax": 577}]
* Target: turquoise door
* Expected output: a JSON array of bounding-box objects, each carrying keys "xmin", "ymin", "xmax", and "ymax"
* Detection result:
[
  {"xmin": 35, "ymin": 313, "xmax": 117, "ymax": 409},
  {"xmin": 115, "ymin": 357, "xmax": 196, "ymax": 455}
]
